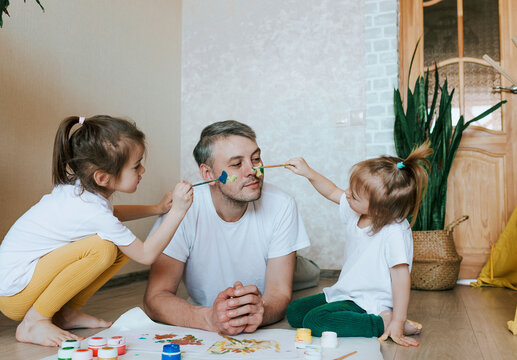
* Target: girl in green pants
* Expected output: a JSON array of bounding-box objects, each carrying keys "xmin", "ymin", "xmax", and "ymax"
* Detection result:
[{"xmin": 285, "ymin": 142, "xmax": 431, "ymax": 347}]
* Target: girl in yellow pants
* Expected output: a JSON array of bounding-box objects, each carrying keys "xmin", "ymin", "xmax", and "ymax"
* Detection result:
[
  {"xmin": 0, "ymin": 236, "xmax": 128, "ymax": 323},
  {"xmin": 0, "ymin": 116, "xmax": 193, "ymax": 346}
]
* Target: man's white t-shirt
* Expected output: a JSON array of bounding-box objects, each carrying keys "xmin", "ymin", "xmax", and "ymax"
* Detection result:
[
  {"xmin": 323, "ymin": 193, "xmax": 413, "ymax": 315},
  {"xmin": 0, "ymin": 182, "xmax": 136, "ymax": 297},
  {"xmin": 151, "ymin": 183, "xmax": 310, "ymax": 307}
]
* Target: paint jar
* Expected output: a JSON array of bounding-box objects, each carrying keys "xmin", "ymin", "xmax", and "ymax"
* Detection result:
[
  {"xmin": 71, "ymin": 348, "xmax": 93, "ymax": 360},
  {"xmin": 107, "ymin": 336, "xmax": 126, "ymax": 355},
  {"xmin": 321, "ymin": 331, "xmax": 338, "ymax": 348},
  {"xmin": 97, "ymin": 346, "xmax": 118, "ymax": 360},
  {"xmin": 87, "ymin": 336, "xmax": 106, "ymax": 357},
  {"xmin": 57, "ymin": 346, "xmax": 75, "ymax": 360},
  {"xmin": 303, "ymin": 344, "xmax": 322, "ymax": 360},
  {"xmin": 61, "ymin": 339, "xmax": 80, "ymax": 349},
  {"xmin": 162, "ymin": 343, "xmax": 181, "ymax": 360},
  {"xmin": 295, "ymin": 328, "xmax": 312, "ymax": 349}
]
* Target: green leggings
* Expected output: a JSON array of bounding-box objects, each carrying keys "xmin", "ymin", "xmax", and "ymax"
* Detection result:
[{"xmin": 286, "ymin": 293, "xmax": 384, "ymax": 338}]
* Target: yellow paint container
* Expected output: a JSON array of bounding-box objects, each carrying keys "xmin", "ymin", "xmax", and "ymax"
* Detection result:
[
  {"xmin": 295, "ymin": 328, "xmax": 312, "ymax": 348},
  {"xmin": 97, "ymin": 346, "xmax": 118, "ymax": 360}
]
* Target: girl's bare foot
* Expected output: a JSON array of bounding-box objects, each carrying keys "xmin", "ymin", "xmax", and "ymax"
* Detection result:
[
  {"xmin": 379, "ymin": 310, "xmax": 422, "ymax": 335},
  {"xmin": 404, "ymin": 319, "xmax": 422, "ymax": 335},
  {"xmin": 53, "ymin": 306, "xmax": 112, "ymax": 330},
  {"xmin": 15, "ymin": 307, "xmax": 82, "ymax": 347}
]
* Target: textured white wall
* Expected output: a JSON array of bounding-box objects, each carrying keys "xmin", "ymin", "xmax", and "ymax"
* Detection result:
[{"xmin": 181, "ymin": 0, "xmax": 368, "ymax": 269}]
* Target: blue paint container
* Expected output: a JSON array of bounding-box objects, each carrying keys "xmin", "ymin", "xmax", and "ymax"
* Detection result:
[{"xmin": 161, "ymin": 344, "xmax": 181, "ymax": 360}]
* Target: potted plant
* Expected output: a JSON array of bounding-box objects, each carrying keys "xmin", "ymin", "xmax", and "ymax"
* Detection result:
[
  {"xmin": 1, "ymin": 0, "xmax": 44, "ymax": 27},
  {"xmin": 393, "ymin": 47, "xmax": 506, "ymax": 290}
]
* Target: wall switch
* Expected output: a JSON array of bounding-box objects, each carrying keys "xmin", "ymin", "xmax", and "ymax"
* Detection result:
[{"xmin": 350, "ymin": 110, "xmax": 364, "ymax": 126}]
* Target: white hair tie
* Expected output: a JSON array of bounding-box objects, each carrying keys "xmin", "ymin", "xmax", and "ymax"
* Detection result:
[{"xmin": 78, "ymin": 116, "xmax": 86, "ymax": 125}]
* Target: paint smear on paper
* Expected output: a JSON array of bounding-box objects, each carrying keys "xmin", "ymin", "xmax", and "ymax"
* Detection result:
[{"xmin": 209, "ymin": 338, "xmax": 280, "ymax": 354}]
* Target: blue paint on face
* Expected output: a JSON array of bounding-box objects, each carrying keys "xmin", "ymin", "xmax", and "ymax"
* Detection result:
[{"xmin": 218, "ymin": 170, "xmax": 228, "ymax": 184}]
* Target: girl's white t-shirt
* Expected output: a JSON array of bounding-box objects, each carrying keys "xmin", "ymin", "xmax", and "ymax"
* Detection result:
[
  {"xmin": 0, "ymin": 182, "xmax": 136, "ymax": 296},
  {"xmin": 323, "ymin": 193, "xmax": 413, "ymax": 315}
]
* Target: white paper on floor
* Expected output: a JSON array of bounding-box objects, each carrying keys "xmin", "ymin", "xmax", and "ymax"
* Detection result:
[{"xmin": 41, "ymin": 307, "xmax": 382, "ymax": 360}]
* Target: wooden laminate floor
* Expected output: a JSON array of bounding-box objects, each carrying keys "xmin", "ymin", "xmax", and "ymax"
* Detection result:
[{"xmin": 1, "ymin": 278, "xmax": 517, "ymax": 359}]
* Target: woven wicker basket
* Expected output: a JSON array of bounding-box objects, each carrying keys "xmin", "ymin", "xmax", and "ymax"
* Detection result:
[{"xmin": 411, "ymin": 216, "xmax": 469, "ymax": 291}]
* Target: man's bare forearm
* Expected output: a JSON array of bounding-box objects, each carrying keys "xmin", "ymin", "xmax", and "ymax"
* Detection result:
[
  {"xmin": 144, "ymin": 291, "xmax": 212, "ymax": 331},
  {"xmin": 261, "ymin": 292, "xmax": 291, "ymax": 327}
]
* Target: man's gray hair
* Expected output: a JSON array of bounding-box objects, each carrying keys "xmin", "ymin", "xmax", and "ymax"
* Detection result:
[{"xmin": 193, "ymin": 120, "xmax": 257, "ymax": 166}]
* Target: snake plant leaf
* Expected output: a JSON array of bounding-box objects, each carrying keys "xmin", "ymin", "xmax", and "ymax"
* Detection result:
[
  {"xmin": 1, "ymin": 0, "xmax": 44, "ymax": 28},
  {"xmin": 464, "ymin": 100, "xmax": 506, "ymax": 128},
  {"xmin": 394, "ymin": 90, "xmax": 411, "ymax": 157},
  {"xmin": 415, "ymin": 79, "xmax": 427, "ymax": 146},
  {"xmin": 405, "ymin": 90, "xmax": 416, "ymax": 152},
  {"xmin": 427, "ymin": 66, "xmax": 440, "ymax": 131},
  {"xmin": 1, "ymin": 0, "xmax": 10, "ymax": 27},
  {"xmin": 29, "ymin": 0, "xmax": 44, "ymax": 12}
]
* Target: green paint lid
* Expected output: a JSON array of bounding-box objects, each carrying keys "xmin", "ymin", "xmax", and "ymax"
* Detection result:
[{"xmin": 61, "ymin": 339, "xmax": 80, "ymax": 349}]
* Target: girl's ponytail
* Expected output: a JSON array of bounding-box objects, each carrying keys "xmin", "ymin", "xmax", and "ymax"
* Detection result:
[
  {"xmin": 402, "ymin": 141, "xmax": 433, "ymax": 227},
  {"xmin": 52, "ymin": 116, "xmax": 80, "ymax": 186}
]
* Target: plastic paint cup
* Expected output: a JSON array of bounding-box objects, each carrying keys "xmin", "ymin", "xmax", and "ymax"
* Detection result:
[
  {"xmin": 97, "ymin": 346, "xmax": 118, "ymax": 360},
  {"xmin": 57, "ymin": 346, "xmax": 75, "ymax": 360},
  {"xmin": 295, "ymin": 328, "xmax": 312, "ymax": 349},
  {"xmin": 61, "ymin": 339, "xmax": 80, "ymax": 349},
  {"xmin": 71, "ymin": 349, "xmax": 93, "ymax": 360},
  {"xmin": 321, "ymin": 331, "xmax": 338, "ymax": 348},
  {"xmin": 162, "ymin": 343, "xmax": 181, "ymax": 360},
  {"xmin": 107, "ymin": 335, "xmax": 126, "ymax": 355},
  {"xmin": 87, "ymin": 336, "xmax": 106, "ymax": 357}
]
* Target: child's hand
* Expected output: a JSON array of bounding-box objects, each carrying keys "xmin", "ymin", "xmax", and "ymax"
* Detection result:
[
  {"xmin": 378, "ymin": 319, "xmax": 419, "ymax": 347},
  {"xmin": 156, "ymin": 190, "xmax": 174, "ymax": 214},
  {"xmin": 285, "ymin": 157, "xmax": 312, "ymax": 177},
  {"xmin": 172, "ymin": 180, "xmax": 193, "ymax": 213}
]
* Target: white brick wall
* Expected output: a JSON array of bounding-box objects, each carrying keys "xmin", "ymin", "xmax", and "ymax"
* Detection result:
[{"xmin": 365, "ymin": 0, "xmax": 398, "ymax": 157}]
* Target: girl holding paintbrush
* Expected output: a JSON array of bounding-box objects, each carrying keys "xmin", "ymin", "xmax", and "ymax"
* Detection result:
[
  {"xmin": 285, "ymin": 143, "xmax": 431, "ymax": 347},
  {"xmin": 0, "ymin": 115, "xmax": 193, "ymax": 347}
]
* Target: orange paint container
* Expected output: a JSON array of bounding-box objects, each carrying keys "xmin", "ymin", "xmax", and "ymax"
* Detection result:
[
  {"xmin": 71, "ymin": 348, "xmax": 93, "ymax": 360},
  {"xmin": 107, "ymin": 335, "xmax": 126, "ymax": 355},
  {"xmin": 87, "ymin": 336, "xmax": 106, "ymax": 357}
]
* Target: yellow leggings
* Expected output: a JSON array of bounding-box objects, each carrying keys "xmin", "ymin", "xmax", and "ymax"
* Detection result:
[{"xmin": 0, "ymin": 235, "xmax": 129, "ymax": 321}]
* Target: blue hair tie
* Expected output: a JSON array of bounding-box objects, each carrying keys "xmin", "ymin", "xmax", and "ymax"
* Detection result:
[{"xmin": 397, "ymin": 161, "xmax": 405, "ymax": 169}]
